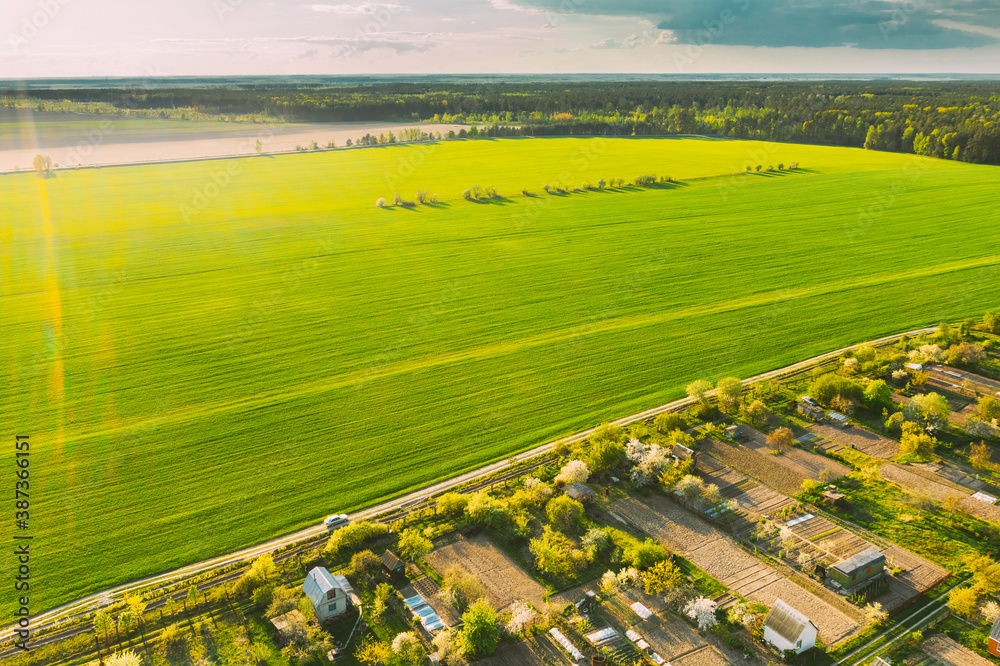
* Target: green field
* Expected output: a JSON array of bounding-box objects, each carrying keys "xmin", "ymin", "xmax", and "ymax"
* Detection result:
[{"xmin": 2, "ymin": 136, "xmax": 999, "ymax": 616}]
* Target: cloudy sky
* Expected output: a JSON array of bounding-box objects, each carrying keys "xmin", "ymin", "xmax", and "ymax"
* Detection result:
[{"xmin": 2, "ymin": 0, "xmax": 999, "ymax": 77}]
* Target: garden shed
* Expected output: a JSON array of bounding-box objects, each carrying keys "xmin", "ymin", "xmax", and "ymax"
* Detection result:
[
  {"xmin": 763, "ymin": 599, "xmax": 817, "ymax": 655},
  {"xmin": 564, "ymin": 482, "xmax": 595, "ymax": 504},
  {"xmin": 797, "ymin": 401, "xmax": 825, "ymax": 420},
  {"xmin": 989, "ymin": 616, "xmax": 1000, "ymax": 657},
  {"xmin": 270, "ymin": 609, "xmax": 305, "ymax": 645},
  {"xmin": 381, "ymin": 550, "xmax": 405, "ymax": 580},
  {"xmin": 829, "ymin": 548, "xmax": 885, "ymax": 589}
]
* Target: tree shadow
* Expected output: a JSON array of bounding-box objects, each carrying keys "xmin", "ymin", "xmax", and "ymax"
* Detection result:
[{"xmin": 469, "ymin": 196, "xmax": 515, "ymax": 205}]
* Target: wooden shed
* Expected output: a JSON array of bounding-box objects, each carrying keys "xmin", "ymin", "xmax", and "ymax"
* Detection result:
[
  {"xmin": 564, "ymin": 482, "xmax": 595, "ymax": 504},
  {"xmin": 270, "ymin": 609, "xmax": 305, "ymax": 645},
  {"xmin": 381, "ymin": 550, "xmax": 405, "ymax": 580}
]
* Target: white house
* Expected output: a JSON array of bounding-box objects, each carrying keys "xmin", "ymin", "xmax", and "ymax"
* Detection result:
[
  {"xmin": 763, "ymin": 599, "xmax": 817, "ymax": 655},
  {"xmin": 303, "ymin": 567, "xmax": 358, "ymax": 622}
]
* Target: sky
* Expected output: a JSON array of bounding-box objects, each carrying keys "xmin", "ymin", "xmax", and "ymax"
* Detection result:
[{"xmin": 2, "ymin": 0, "xmax": 999, "ymax": 77}]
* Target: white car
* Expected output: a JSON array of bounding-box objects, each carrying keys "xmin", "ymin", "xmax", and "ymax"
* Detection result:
[{"xmin": 324, "ymin": 514, "xmax": 350, "ymax": 530}]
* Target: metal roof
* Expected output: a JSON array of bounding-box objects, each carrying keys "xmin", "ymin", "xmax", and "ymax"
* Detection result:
[
  {"xmin": 832, "ymin": 548, "xmax": 885, "ymax": 577},
  {"xmin": 991, "ymin": 617, "xmax": 1000, "ymax": 642},
  {"xmin": 764, "ymin": 599, "xmax": 813, "ymax": 644},
  {"xmin": 303, "ymin": 567, "xmax": 343, "ymax": 608}
]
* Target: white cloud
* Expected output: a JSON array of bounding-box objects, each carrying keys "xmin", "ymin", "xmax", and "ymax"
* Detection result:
[
  {"xmin": 309, "ymin": 3, "xmax": 405, "ymax": 15},
  {"xmin": 653, "ymin": 30, "xmax": 676, "ymax": 45}
]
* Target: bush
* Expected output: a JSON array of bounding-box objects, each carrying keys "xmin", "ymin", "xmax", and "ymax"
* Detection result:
[
  {"xmin": 437, "ymin": 492, "xmax": 469, "ymax": 516},
  {"xmin": 529, "ymin": 526, "xmax": 590, "ymax": 581},
  {"xmin": 621, "ymin": 538, "xmax": 668, "ymax": 570},
  {"xmin": 634, "ymin": 174, "xmax": 657, "ymax": 186},
  {"xmin": 375, "ymin": 197, "xmax": 386, "ymax": 208},
  {"xmin": 324, "ymin": 520, "xmax": 389, "ymax": 560},
  {"xmin": 584, "ymin": 438, "xmax": 626, "ymax": 473},
  {"xmin": 655, "ymin": 412, "xmax": 686, "ymax": 433},
  {"xmin": 415, "ymin": 190, "xmax": 429, "ymax": 204},
  {"xmin": 546, "ymin": 495, "xmax": 585, "ymax": 534},
  {"xmin": 462, "ymin": 188, "xmax": 472, "ymax": 200},
  {"xmin": 811, "ymin": 374, "xmax": 864, "ymax": 405},
  {"xmin": 440, "ymin": 565, "xmax": 486, "ymax": 612},
  {"xmin": 251, "ymin": 584, "xmax": 274, "ymax": 609},
  {"xmin": 266, "ymin": 586, "xmax": 299, "ymax": 617},
  {"xmin": 346, "ymin": 550, "xmax": 382, "ymax": 584},
  {"xmin": 466, "ymin": 491, "xmax": 513, "ymax": 530}
]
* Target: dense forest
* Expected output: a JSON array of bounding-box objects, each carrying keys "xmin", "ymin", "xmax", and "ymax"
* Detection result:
[{"xmin": 3, "ymin": 80, "xmax": 1000, "ymax": 164}]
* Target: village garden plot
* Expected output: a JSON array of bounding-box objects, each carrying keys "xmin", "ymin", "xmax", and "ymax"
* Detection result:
[{"xmin": 4, "ymin": 137, "xmax": 1000, "ymax": 617}]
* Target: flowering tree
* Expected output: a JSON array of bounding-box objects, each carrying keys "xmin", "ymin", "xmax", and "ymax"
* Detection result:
[
  {"xmin": 505, "ymin": 600, "xmax": 536, "ymax": 635},
  {"xmin": 981, "ymin": 600, "xmax": 1000, "ymax": 624},
  {"xmin": 683, "ymin": 597, "xmax": 718, "ymax": 631},
  {"xmin": 617, "ymin": 567, "xmax": 642, "ymax": 589},
  {"xmin": 728, "ymin": 601, "xmax": 761, "ymax": 632},
  {"xmin": 626, "ymin": 439, "xmax": 671, "ymax": 486},
  {"xmin": 555, "ymin": 460, "xmax": 590, "ymax": 485}
]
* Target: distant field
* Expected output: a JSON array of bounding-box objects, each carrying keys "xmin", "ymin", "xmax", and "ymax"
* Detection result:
[
  {"xmin": 2, "ymin": 136, "xmax": 999, "ymax": 616},
  {"xmin": 0, "ymin": 108, "xmax": 465, "ymax": 169}
]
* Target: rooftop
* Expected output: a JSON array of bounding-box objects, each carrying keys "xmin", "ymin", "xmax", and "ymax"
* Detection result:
[
  {"xmin": 381, "ymin": 550, "xmax": 405, "ymax": 570},
  {"xmin": 765, "ymin": 599, "xmax": 813, "ymax": 644},
  {"xmin": 991, "ymin": 617, "xmax": 1000, "ymax": 642},
  {"xmin": 303, "ymin": 567, "xmax": 343, "ymax": 608},
  {"xmin": 832, "ymin": 548, "xmax": 885, "ymax": 576}
]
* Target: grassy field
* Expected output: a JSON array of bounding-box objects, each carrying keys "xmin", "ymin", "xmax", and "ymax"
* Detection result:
[{"xmin": 2, "ymin": 136, "xmax": 1000, "ymax": 617}]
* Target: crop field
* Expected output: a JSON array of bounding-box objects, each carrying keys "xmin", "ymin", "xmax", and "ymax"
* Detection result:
[{"xmin": 2, "ymin": 135, "xmax": 1000, "ymax": 616}]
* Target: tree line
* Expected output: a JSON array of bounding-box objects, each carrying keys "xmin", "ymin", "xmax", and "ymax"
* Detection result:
[{"xmin": 4, "ymin": 80, "xmax": 999, "ymax": 164}]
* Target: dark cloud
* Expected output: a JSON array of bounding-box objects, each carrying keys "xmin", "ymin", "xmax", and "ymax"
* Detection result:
[{"xmin": 508, "ymin": 0, "xmax": 1000, "ymax": 49}]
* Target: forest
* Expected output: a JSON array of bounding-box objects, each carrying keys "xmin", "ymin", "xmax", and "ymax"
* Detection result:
[{"xmin": 3, "ymin": 79, "xmax": 1000, "ymax": 164}]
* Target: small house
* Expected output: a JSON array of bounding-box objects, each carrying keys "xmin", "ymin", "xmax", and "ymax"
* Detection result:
[
  {"xmin": 303, "ymin": 567, "xmax": 357, "ymax": 622},
  {"xmin": 829, "ymin": 549, "xmax": 885, "ymax": 590},
  {"xmin": 270, "ymin": 609, "xmax": 305, "ymax": 645},
  {"xmin": 381, "ymin": 550, "xmax": 405, "ymax": 580},
  {"xmin": 724, "ymin": 424, "xmax": 742, "ymax": 440},
  {"xmin": 564, "ymin": 482, "xmax": 595, "ymax": 504},
  {"xmin": 763, "ymin": 599, "xmax": 817, "ymax": 655},
  {"xmin": 826, "ymin": 411, "xmax": 850, "ymax": 428},
  {"xmin": 989, "ymin": 617, "xmax": 1000, "ymax": 657}
]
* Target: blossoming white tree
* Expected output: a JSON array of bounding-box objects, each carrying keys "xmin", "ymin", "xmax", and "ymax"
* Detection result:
[
  {"xmin": 505, "ymin": 600, "xmax": 536, "ymax": 635},
  {"xmin": 683, "ymin": 597, "xmax": 719, "ymax": 631},
  {"xmin": 626, "ymin": 438, "xmax": 671, "ymax": 487},
  {"xmin": 617, "ymin": 567, "xmax": 642, "ymax": 589},
  {"xmin": 981, "ymin": 600, "xmax": 1000, "ymax": 624},
  {"xmin": 555, "ymin": 460, "xmax": 590, "ymax": 485}
]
